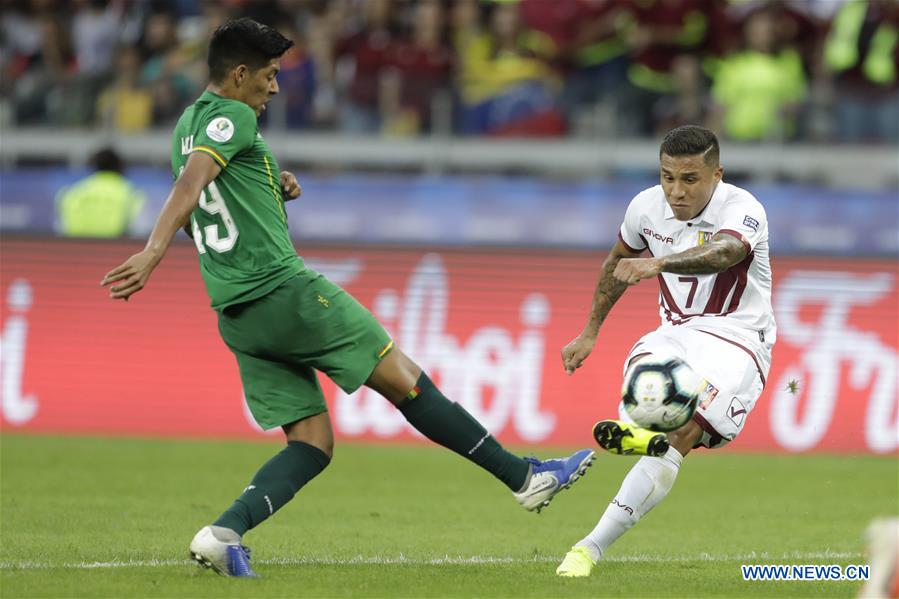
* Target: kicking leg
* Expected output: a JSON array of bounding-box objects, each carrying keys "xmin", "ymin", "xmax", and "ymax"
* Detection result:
[
  {"xmin": 366, "ymin": 347, "xmax": 594, "ymax": 512},
  {"xmin": 557, "ymin": 420, "xmax": 701, "ymax": 577}
]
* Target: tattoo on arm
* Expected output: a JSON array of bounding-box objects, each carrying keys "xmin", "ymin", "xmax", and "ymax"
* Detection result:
[
  {"xmin": 586, "ymin": 254, "xmax": 631, "ymax": 335},
  {"xmin": 659, "ymin": 233, "xmax": 747, "ymax": 275}
]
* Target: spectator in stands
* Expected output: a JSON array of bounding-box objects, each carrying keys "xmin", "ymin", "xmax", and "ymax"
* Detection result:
[
  {"xmin": 710, "ymin": 7, "xmax": 807, "ymax": 141},
  {"xmin": 1, "ymin": 0, "xmax": 890, "ymax": 144},
  {"xmin": 59, "ymin": 0, "xmax": 125, "ymax": 126},
  {"xmin": 305, "ymin": 6, "xmax": 340, "ymax": 128},
  {"xmin": 1, "ymin": 1, "xmax": 44, "ymax": 117},
  {"xmin": 455, "ymin": 1, "xmax": 563, "ymax": 136},
  {"xmin": 273, "ymin": 18, "xmax": 318, "ymax": 129},
  {"xmin": 55, "ymin": 147, "xmax": 145, "ymax": 238},
  {"xmin": 334, "ymin": 0, "xmax": 402, "ymax": 133},
  {"xmin": 96, "ymin": 45, "xmax": 153, "ymax": 132},
  {"xmin": 169, "ymin": 1, "xmax": 231, "ymax": 92},
  {"xmin": 9, "ymin": 8, "xmax": 76, "ymax": 125},
  {"xmin": 772, "ymin": 1, "xmax": 824, "ymax": 74},
  {"xmin": 714, "ymin": 0, "xmax": 829, "ymax": 140},
  {"xmin": 519, "ymin": 0, "xmax": 632, "ymax": 136},
  {"xmin": 140, "ymin": 9, "xmax": 196, "ymax": 126},
  {"xmin": 824, "ymin": 0, "xmax": 899, "ymax": 144},
  {"xmin": 621, "ymin": 0, "xmax": 709, "ymax": 135},
  {"xmin": 651, "ymin": 53, "xmax": 712, "ymax": 135},
  {"xmin": 769, "ymin": 1, "xmax": 834, "ymax": 141},
  {"xmin": 71, "ymin": 0, "xmax": 122, "ymax": 77},
  {"xmin": 381, "ymin": 0, "xmax": 453, "ymax": 136}
]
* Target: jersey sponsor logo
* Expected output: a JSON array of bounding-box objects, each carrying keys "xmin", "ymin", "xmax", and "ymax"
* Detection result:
[
  {"xmin": 206, "ymin": 117, "xmax": 235, "ymax": 142},
  {"xmin": 742, "ymin": 215, "xmax": 760, "ymax": 231},
  {"xmin": 728, "ymin": 397, "xmax": 747, "ymax": 426},
  {"xmin": 642, "ymin": 227, "xmax": 674, "ymax": 244}
]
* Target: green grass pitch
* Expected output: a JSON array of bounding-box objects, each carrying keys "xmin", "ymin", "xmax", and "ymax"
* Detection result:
[{"xmin": 1, "ymin": 434, "xmax": 895, "ymax": 598}]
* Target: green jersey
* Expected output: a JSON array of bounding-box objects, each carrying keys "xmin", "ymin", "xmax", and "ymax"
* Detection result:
[{"xmin": 171, "ymin": 90, "xmax": 303, "ymax": 310}]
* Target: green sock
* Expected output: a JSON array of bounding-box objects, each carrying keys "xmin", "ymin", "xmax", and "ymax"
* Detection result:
[
  {"xmin": 213, "ymin": 440, "xmax": 330, "ymax": 536},
  {"xmin": 398, "ymin": 372, "xmax": 529, "ymax": 492}
]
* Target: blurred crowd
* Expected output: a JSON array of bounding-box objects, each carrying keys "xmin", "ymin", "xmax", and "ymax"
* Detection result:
[{"xmin": 2, "ymin": 0, "xmax": 897, "ymax": 143}]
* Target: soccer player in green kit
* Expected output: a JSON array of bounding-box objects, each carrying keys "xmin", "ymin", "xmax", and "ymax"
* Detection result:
[{"xmin": 101, "ymin": 18, "xmax": 594, "ymax": 578}]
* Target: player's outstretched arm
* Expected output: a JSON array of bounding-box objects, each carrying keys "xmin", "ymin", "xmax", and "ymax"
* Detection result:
[
  {"xmin": 101, "ymin": 153, "xmax": 221, "ymax": 300},
  {"xmin": 562, "ymin": 239, "xmax": 642, "ymax": 374},
  {"xmin": 613, "ymin": 232, "xmax": 748, "ymax": 285}
]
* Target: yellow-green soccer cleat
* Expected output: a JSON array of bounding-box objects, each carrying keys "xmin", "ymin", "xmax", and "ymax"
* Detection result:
[
  {"xmin": 556, "ymin": 546, "xmax": 596, "ymax": 577},
  {"xmin": 593, "ymin": 420, "xmax": 670, "ymax": 457}
]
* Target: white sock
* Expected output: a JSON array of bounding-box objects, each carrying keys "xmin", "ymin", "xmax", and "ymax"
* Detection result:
[{"xmin": 576, "ymin": 446, "xmax": 683, "ymax": 562}]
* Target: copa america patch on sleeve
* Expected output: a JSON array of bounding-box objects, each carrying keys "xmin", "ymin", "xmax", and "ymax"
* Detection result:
[
  {"xmin": 206, "ymin": 117, "xmax": 235, "ymax": 142},
  {"xmin": 742, "ymin": 215, "xmax": 760, "ymax": 231}
]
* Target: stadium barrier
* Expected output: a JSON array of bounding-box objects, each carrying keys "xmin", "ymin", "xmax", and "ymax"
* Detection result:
[
  {"xmin": 2, "ymin": 168, "xmax": 897, "ymax": 257},
  {"xmin": 1, "ymin": 239, "xmax": 896, "ymax": 454},
  {"xmin": 2, "ymin": 130, "xmax": 897, "ymax": 189}
]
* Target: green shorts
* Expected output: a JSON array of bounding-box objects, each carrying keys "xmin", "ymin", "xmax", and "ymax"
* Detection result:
[{"xmin": 217, "ymin": 269, "xmax": 393, "ymax": 430}]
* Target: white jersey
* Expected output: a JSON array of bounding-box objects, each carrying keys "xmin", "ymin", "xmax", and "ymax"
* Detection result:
[{"xmin": 619, "ymin": 181, "xmax": 776, "ymax": 377}]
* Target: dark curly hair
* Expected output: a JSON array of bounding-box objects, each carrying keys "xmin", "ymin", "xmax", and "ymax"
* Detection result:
[{"xmin": 207, "ymin": 18, "xmax": 294, "ymax": 83}]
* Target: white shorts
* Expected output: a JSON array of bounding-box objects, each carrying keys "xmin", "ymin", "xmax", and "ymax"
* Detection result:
[{"xmin": 618, "ymin": 326, "xmax": 766, "ymax": 449}]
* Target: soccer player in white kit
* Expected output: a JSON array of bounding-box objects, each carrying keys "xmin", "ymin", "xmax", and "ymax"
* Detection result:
[{"xmin": 556, "ymin": 126, "xmax": 776, "ymax": 577}]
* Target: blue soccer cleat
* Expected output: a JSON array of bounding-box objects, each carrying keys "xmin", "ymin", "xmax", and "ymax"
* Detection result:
[
  {"xmin": 189, "ymin": 525, "xmax": 257, "ymax": 577},
  {"xmin": 513, "ymin": 449, "xmax": 595, "ymax": 512}
]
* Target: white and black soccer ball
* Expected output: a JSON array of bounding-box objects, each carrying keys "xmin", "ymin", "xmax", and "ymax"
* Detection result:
[{"xmin": 621, "ymin": 356, "xmax": 703, "ymax": 432}]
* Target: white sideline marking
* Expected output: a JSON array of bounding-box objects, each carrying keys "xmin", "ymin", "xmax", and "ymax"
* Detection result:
[{"xmin": 0, "ymin": 551, "xmax": 863, "ymax": 571}]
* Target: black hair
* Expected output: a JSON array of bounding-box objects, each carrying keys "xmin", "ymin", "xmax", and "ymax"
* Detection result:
[
  {"xmin": 207, "ymin": 18, "xmax": 294, "ymax": 83},
  {"xmin": 92, "ymin": 147, "xmax": 123, "ymax": 174},
  {"xmin": 660, "ymin": 125, "xmax": 720, "ymax": 166}
]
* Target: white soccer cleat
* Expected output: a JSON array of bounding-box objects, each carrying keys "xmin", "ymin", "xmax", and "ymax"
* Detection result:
[
  {"xmin": 189, "ymin": 525, "xmax": 257, "ymax": 577},
  {"xmin": 513, "ymin": 449, "xmax": 595, "ymax": 512}
]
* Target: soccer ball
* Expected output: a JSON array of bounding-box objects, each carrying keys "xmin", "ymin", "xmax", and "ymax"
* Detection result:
[{"xmin": 621, "ymin": 356, "xmax": 703, "ymax": 432}]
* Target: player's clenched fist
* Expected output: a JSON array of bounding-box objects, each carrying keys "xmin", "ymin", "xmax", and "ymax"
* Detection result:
[
  {"xmin": 613, "ymin": 257, "xmax": 662, "ymax": 285},
  {"xmin": 280, "ymin": 171, "xmax": 301, "ymax": 200},
  {"xmin": 561, "ymin": 334, "xmax": 596, "ymax": 375}
]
